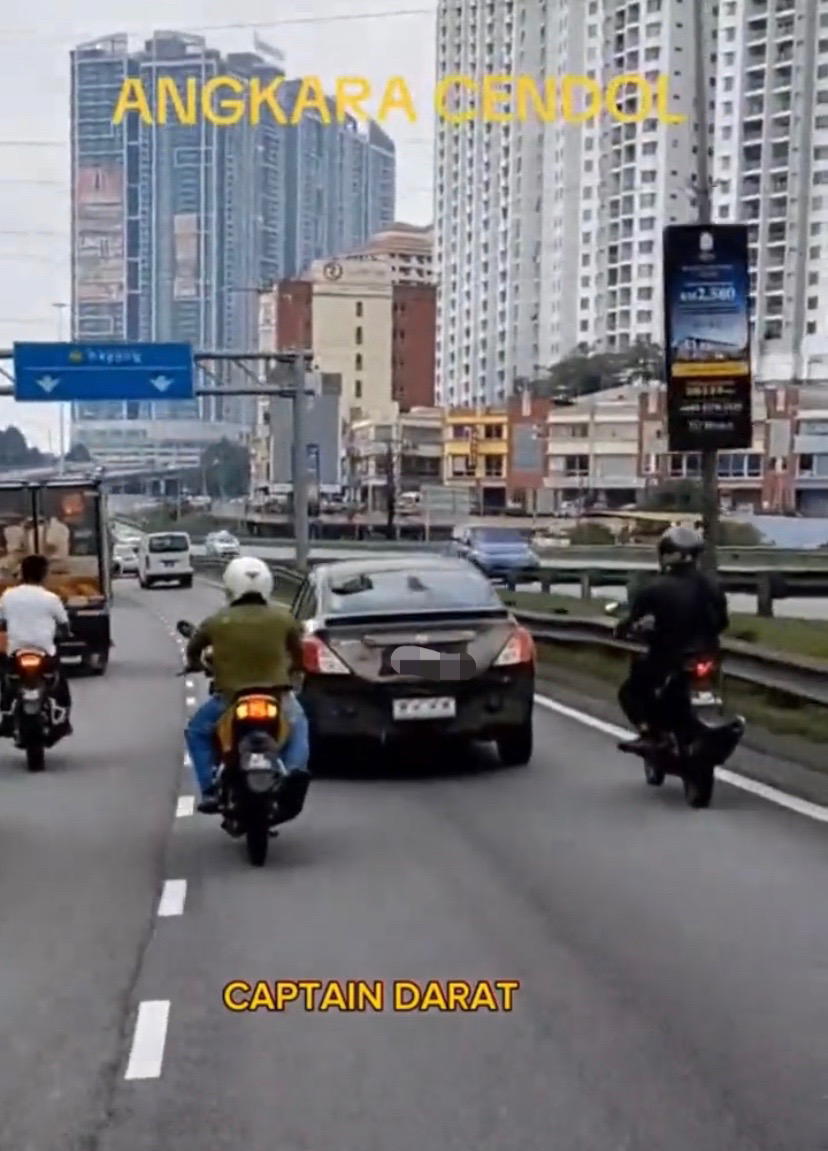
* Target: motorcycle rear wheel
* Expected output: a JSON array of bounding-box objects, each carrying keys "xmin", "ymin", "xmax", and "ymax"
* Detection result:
[
  {"xmin": 25, "ymin": 743, "xmax": 45, "ymax": 773},
  {"xmin": 644, "ymin": 760, "xmax": 665, "ymax": 786},
  {"xmin": 683, "ymin": 766, "xmax": 714, "ymax": 809},
  {"xmin": 245, "ymin": 804, "xmax": 270, "ymax": 866}
]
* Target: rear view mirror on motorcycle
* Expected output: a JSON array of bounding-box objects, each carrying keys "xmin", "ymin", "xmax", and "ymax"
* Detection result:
[
  {"xmin": 176, "ymin": 620, "xmax": 195, "ymax": 638},
  {"xmin": 604, "ymin": 601, "xmax": 621, "ymax": 615}
]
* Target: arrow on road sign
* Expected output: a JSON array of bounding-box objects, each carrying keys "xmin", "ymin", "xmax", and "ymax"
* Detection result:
[
  {"xmin": 35, "ymin": 375, "xmax": 60, "ymax": 394},
  {"xmin": 150, "ymin": 375, "xmax": 173, "ymax": 393}
]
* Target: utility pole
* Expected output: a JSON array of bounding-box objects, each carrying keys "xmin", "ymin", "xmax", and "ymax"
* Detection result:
[
  {"xmin": 693, "ymin": 0, "xmax": 719, "ymax": 572},
  {"xmin": 52, "ymin": 302, "xmax": 69, "ymax": 475},
  {"xmin": 291, "ymin": 355, "xmax": 309, "ymax": 571}
]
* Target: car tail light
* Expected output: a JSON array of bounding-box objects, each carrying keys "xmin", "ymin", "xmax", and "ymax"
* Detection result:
[
  {"xmin": 235, "ymin": 695, "xmax": 279, "ymax": 721},
  {"xmin": 494, "ymin": 626, "xmax": 535, "ymax": 667},
  {"xmin": 302, "ymin": 635, "xmax": 350, "ymax": 675}
]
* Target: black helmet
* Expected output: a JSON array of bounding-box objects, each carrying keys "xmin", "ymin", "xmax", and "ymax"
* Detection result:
[{"xmin": 657, "ymin": 524, "xmax": 704, "ymax": 569}]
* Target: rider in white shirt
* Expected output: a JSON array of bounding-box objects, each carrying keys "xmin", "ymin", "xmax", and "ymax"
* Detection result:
[{"xmin": 0, "ymin": 554, "xmax": 72, "ymax": 735}]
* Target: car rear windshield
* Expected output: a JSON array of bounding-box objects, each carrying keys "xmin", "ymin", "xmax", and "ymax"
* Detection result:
[
  {"xmin": 148, "ymin": 534, "xmax": 189, "ymax": 553},
  {"xmin": 471, "ymin": 528, "xmax": 526, "ymax": 543},
  {"xmin": 325, "ymin": 567, "xmax": 502, "ymax": 614}
]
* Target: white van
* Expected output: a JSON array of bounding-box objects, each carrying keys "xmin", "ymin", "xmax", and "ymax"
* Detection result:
[{"xmin": 138, "ymin": 531, "xmax": 193, "ymax": 589}]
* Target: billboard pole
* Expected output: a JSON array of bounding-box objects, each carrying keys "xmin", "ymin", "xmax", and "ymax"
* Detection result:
[
  {"xmin": 693, "ymin": 1, "xmax": 718, "ymax": 573},
  {"xmin": 291, "ymin": 354, "xmax": 309, "ymax": 572}
]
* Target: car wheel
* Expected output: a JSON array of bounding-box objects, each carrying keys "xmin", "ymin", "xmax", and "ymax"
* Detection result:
[{"xmin": 496, "ymin": 719, "xmax": 533, "ymax": 767}]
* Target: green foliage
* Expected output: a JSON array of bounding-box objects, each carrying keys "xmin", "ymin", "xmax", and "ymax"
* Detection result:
[
  {"xmin": 567, "ymin": 521, "xmax": 614, "ymax": 544},
  {"xmin": 639, "ymin": 479, "xmax": 703, "ymax": 513},
  {"xmin": 0, "ymin": 425, "xmax": 49, "ymax": 469},
  {"xmin": 535, "ymin": 339, "xmax": 663, "ymax": 399},
  {"xmin": 65, "ymin": 442, "xmax": 92, "ymax": 463},
  {"xmin": 198, "ymin": 438, "xmax": 250, "ymax": 498}
]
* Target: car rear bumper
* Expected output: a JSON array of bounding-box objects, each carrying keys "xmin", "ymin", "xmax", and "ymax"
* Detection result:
[
  {"xmin": 476, "ymin": 562, "xmax": 541, "ymax": 583},
  {"xmin": 301, "ymin": 667, "xmax": 534, "ymax": 744}
]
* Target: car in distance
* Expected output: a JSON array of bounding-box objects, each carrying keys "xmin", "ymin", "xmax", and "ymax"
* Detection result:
[
  {"xmin": 205, "ymin": 530, "xmax": 241, "ymax": 559},
  {"xmin": 112, "ymin": 541, "xmax": 138, "ymax": 577},
  {"xmin": 449, "ymin": 524, "xmax": 541, "ymax": 585},
  {"xmin": 291, "ymin": 555, "xmax": 535, "ymax": 768}
]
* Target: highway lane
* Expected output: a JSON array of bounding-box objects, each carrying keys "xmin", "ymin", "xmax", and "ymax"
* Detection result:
[
  {"xmin": 0, "ymin": 582, "xmax": 186, "ymax": 1151},
  {"xmin": 91, "ymin": 579, "xmax": 826, "ymax": 1151}
]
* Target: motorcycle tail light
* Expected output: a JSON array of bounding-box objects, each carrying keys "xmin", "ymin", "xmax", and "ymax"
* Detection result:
[
  {"xmin": 235, "ymin": 695, "xmax": 279, "ymax": 721},
  {"xmin": 692, "ymin": 659, "xmax": 716, "ymax": 679},
  {"xmin": 16, "ymin": 652, "xmax": 44, "ymax": 671}
]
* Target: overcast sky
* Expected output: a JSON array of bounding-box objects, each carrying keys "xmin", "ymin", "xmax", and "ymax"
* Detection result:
[{"xmin": 0, "ymin": 0, "xmax": 438, "ymax": 448}]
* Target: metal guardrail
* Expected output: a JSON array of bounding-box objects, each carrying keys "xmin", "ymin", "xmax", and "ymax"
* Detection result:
[{"xmin": 191, "ymin": 556, "xmax": 828, "ymax": 707}]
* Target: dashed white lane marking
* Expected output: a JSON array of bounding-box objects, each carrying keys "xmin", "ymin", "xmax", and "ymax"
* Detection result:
[
  {"xmin": 185, "ymin": 696, "xmax": 196, "ymax": 708},
  {"xmin": 124, "ymin": 1001, "xmax": 170, "ymax": 1080},
  {"xmin": 158, "ymin": 879, "xmax": 187, "ymax": 917},
  {"xmin": 185, "ymin": 678, "xmax": 195, "ymax": 691},
  {"xmin": 175, "ymin": 795, "xmax": 194, "ymax": 817},
  {"xmin": 534, "ymin": 693, "xmax": 828, "ymax": 825}
]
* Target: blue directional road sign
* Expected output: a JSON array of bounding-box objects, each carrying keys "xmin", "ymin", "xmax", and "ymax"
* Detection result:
[{"xmin": 12, "ymin": 342, "xmax": 194, "ymax": 402}]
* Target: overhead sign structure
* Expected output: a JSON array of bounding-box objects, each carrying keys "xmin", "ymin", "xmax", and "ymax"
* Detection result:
[
  {"xmin": 12, "ymin": 342, "xmax": 195, "ymax": 402},
  {"xmin": 662, "ymin": 224, "xmax": 752, "ymax": 452}
]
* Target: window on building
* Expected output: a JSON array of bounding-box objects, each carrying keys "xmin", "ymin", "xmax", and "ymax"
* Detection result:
[
  {"xmin": 355, "ymin": 301, "xmax": 363, "ymax": 317},
  {"xmin": 355, "ymin": 353, "xmax": 363, "ymax": 370},
  {"xmin": 355, "ymin": 326, "xmax": 363, "ymax": 344},
  {"xmin": 355, "ymin": 379, "xmax": 362, "ymax": 399}
]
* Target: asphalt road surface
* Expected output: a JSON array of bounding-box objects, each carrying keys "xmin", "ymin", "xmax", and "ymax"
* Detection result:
[{"xmin": 1, "ymin": 575, "xmax": 825, "ymax": 1151}]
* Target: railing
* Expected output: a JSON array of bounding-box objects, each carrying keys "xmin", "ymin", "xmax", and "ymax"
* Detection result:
[{"xmin": 191, "ymin": 557, "xmax": 828, "ymax": 706}]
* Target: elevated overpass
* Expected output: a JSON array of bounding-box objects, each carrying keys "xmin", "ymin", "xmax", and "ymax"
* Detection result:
[{"xmin": 0, "ymin": 460, "xmax": 195, "ymax": 492}]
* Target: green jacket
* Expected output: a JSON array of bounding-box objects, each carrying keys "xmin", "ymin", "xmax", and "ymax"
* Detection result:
[{"xmin": 186, "ymin": 600, "xmax": 302, "ymax": 697}]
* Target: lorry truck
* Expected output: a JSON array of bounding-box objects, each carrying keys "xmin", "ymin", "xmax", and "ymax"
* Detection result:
[{"xmin": 0, "ymin": 477, "xmax": 112, "ymax": 674}]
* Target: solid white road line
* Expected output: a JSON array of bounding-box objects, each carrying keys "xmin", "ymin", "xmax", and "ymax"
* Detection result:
[
  {"xmin": 158, "ymin": 879, "xmax": 187, "ymax": 917},
  {"xmin": 175, "ymin": 795, "xmax": 194, "ymax": 818},
  {"xmin": 124, "ymin": 1001, "xmax": 170, "ymax": 1080},
  {"xmin": 534, "ymin": 693, "xmax": 828, "ymax": 825}
]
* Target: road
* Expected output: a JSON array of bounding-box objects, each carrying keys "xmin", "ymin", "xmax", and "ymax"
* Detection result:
[{"xmin": 0, "ymin": 576, "xmax": 825, "ymax": 1150}]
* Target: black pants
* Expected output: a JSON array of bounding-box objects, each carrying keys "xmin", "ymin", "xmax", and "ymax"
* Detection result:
[
  {"xmin": 619, "ymin": 655, "xmax": 697, "ymax": 741},
  {"xmin": 618, "ymin": 655, "xmax": 667, "ymax": 730}
]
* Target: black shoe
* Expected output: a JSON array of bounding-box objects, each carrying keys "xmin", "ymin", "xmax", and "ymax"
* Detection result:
[
  {"xmin": 618, "ymin": 735, "xmax": 654, "ymax": 755},
  {"xmin": 197, "ymin": 790, "xmax": 220, "ymax": 814}
]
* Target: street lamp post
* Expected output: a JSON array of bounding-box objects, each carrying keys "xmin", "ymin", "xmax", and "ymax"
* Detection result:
[{"xmin": 51, "ymin": 302, "xmax": 69, "ymax": 474}]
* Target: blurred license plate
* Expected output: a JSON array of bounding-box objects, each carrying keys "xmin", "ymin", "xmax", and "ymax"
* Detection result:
[
  {"xmin": 690, "ymin": 691, "xmax": 719, "ymax": 705},
  {"xmin": 392, "ymin": 697, "xmax": 456, "ymax": 721}
]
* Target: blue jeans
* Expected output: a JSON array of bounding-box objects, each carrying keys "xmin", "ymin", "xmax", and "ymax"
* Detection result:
[{"xmin": 185, "ymin": 690, "xmax": 310, "ymax": 797}]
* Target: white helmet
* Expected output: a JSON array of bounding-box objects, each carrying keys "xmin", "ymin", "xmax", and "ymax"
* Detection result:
[{"xmin": 222, "ymin": 556, "xmax": 273, "ymax": 602}]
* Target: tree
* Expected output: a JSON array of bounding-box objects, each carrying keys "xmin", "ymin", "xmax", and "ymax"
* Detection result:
[
  {"xmin": 640, "ymin": 479, "xmax": 703, "ymax": 514},
  {"xmin": 0, "ymin": 425, "xmax": 49, "ymax": 470},
  {"xmin": 199, "ymin": 438, "xmax": 250, "ymax": 498},
  {"xmin": 65, "ymin": 442, "xmax": 92, "ymax": 463},
  {"xmin": 536, "ymin": 338, "xmax": 664, "ymax": 399}
]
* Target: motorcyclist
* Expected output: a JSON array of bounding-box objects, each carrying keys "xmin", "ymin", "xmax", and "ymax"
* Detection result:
[
  {"xmin": 0, "ymin": 553, "xmax": 73, "ymax": 739},
  {"xmin": 615, "ymin": 525, "xmax": 729, "ymax": 754},
  {"xmin": 183, "ymin": 556, "xmax": 311, "ymax": 820}
]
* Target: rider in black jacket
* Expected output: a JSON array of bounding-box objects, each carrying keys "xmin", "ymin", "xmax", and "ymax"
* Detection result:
[{"xmin": 615, "ymin": 525, "xmax": 729, "ymax": 754}]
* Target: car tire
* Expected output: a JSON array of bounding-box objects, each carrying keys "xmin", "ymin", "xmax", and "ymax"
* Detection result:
[
  {"xmin": 496, "ymin": 719, "xmax": 533, "ymax": 767},
  {"xmin": 180, "ymin": 576, "xmax": 193, "ymax": 589}
]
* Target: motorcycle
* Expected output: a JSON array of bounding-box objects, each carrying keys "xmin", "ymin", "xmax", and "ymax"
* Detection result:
[
  {"xmin": 3, "ymin": 647, "xmax": 70, "ymax": 772},
  {"xmin": 176, "ymin": 619, "xmax": 291, "ymax": 866},
  {"xmin": 607, "ymin": 603, "xmax": 746, "ymax": 809}
]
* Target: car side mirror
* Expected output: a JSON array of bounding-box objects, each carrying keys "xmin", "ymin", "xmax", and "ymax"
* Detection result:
[{"xmin": 176, "ymin": 620, "xmax": 195, "ymax": 637}]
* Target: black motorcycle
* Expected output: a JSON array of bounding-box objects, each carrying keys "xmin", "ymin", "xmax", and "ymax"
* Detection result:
[
  {"xmin": 3, "ymin": 647, "xmax": 70, "ymax": 772},
  {"xmin": 608, "ymin": 604, "xmax": 745, "ymax": 809},
  {"xmin": 176, "ymin": 620, "xmax": 290, "ymax": 866}
]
